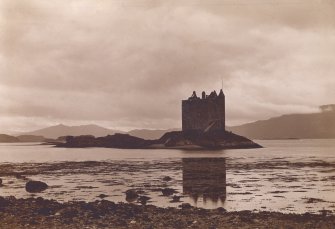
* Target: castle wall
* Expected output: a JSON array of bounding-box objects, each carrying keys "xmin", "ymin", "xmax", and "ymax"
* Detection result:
[{"xmin": 182, "ymin": 91, "xmax": 225, "ymax": 131}]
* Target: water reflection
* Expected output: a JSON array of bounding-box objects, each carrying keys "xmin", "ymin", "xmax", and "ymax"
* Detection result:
[{"xmin": 182, "ymin": 158, "xmax": 226, "ymax": 206}]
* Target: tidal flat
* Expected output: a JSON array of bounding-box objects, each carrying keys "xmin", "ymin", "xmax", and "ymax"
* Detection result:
[
  {"xmin": 0, "ymin": 157, "xmax": 334, "ymax": 214},
  {"xmin": 0, "ymin": 140, "xmax": 334, "ymax": 228}
]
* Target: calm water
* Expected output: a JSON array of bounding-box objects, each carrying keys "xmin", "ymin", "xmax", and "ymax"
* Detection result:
[{"xmin": 0, "ymin": 139, "xmax": 334, "ymax": 214}]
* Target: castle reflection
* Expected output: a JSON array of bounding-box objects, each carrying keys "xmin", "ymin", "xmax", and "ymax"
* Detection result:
[{"xmin": 182, "ymin": 157, "xmax": 226, "ymax": 205}]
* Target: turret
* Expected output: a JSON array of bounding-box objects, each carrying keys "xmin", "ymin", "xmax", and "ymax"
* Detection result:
[
  {"xmin": 202, "ymin": 91, "xmax": 206, "ymax": 99},
  {"xmin": 189, "ymin": 91, "xmax": 199, "ymax": 100},
  {"xmin": 219, "ymin": 89, "xmax": 224, "ymax": 97}
]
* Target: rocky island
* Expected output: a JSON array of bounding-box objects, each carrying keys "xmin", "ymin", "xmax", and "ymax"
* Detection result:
[
  {"xmin": 56, "ymin": 130, "xmax": 261, "ymax": 149},
  {"xmin": 57, "ymin": 90, "xmax": 261, "ymax": 150}
]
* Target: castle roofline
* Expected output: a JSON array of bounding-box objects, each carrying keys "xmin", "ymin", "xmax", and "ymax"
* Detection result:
[{"xmin": 186, "ymin": 89, "xmax": 225, "ymax": 101}]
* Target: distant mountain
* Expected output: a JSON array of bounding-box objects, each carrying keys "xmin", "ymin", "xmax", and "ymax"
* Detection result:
[
  {"xmin": 0, "ymin": 134, "xmax": 20, "ymax": 143},
  {"xmin": 128, "ymin": 128, "xmax": 180, "ymax": 140},
  {"xmin": 228, "ymin": 110, "xmax": 335, "ymax": 140},
  {"xmin": 22, "ymin": 124, "xmax": 122, "ymax": 139},
  {"xmin": 20, "ymin": 124, "xmax": 179, "ymax": 140},
  {"xmin": 18, "ymin": 106, "xmax": 335, "ymax": 141},
  {"xmin": 0, "ymin": 134, "xmax": 52, "ymax": 143}
]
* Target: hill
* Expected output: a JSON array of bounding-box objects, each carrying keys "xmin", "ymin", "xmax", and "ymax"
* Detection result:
[
  {"xmin": 228, "ymin": 110, "xmax": 335, "ymax": 140},
  {"xmin": 22, "ymin": 124, "xmax": 122, "ymax": 139},
  {"xmin": 0, "ymin": 134, "xmax": 20, "ymax": 143},
  {"xmin": 16, "ymin": 106, "xmax": 335, "ymax": 141}
]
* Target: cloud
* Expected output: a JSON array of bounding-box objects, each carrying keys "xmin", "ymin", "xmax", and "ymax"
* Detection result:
[{"xmin": 0, "ymin": 0, "xmax": 334, "ymax": 132}]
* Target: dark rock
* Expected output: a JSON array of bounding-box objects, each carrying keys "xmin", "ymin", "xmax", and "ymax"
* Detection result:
[
  {"xmin": 159, "ymin": 130, "xmax": 262, "ymax": 149},
  {"xmin": 0, "ymin": 178, "xmax": 2, "ymax": 185},
  {"xmin": 162, "ymin": 188, "xmax": 176, "ymax": 196},
  {"xmin": 35, "ymin": 197, "xmax": 45, "ymax": 203},
  {"xmin": 170, "ymin": 195, "xmax": 181, "ymax": 203},
  {"xmin": 97, "ymin": 194, "xmax": 108, "ymax": 199},
  {"xmin": 163, "ymin": 176, "xmax": 172, "ymax": 181},
  {"xmin": 25, "ymin": 180, "xmax": 48, "ymax": 193},
  {"xmin": 217, "ymin": 207, "xmax": 227, "ymax": 213},
  {"xmin": 125, "ymin": 189, "xmax": 139, "ymax": 202},
  {"xmin": 180, "ymin": 203, "xmax": 192, "ymax": 210},
  {"xmin": 138, "ymin": 196, "xmax": 151, "ymax": 205},
  {"xmin": 37, "ymin": 207, "xmax": 54, "ymax": 216},
  {"xmin": 305, "ymin": 198, "xmax": 326, "ymax": 203}
]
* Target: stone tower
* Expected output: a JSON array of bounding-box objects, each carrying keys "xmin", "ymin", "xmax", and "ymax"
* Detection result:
[{"xmin": 182, "ymin": 89, "xmax": 225, "ymax": 132}]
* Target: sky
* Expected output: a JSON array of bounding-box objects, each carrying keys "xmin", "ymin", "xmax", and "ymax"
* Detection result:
[{"xmin": 1, "ymin": 0, "xmax": 335, "ymax": 132}]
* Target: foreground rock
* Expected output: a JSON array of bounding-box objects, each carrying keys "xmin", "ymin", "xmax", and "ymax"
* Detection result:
[
  {"xmin": 0, "ymin": 196, "xmax": 334, "ymax": 229},
  {"xmin": 125, "ymin": 189, "xmax": 139, "ymax": 202},
  {"xmin": 161, "ymin": 188, "xmax": 177, "ymax": 196},
  {"xmin": 56, "ymin": 130, "xmax": 261, "ymax": 150},
  {"xmin": 25, "ymin": 181, "xmax": 48, "ymax": 193}
]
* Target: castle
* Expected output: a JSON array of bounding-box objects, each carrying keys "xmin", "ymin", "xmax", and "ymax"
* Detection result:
[{"xmin": 182, "ymin": 89, "xmax": 225, "ymax": 132}]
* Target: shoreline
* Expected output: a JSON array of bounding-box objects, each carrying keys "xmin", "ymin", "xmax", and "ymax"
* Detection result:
[
  {"xmin": 0, "ymin": 196, "xmax": 334, "ymax": 229},
  {"xmin": 53, "ymin": 143, "xmax": 262, "ymax": 150}
]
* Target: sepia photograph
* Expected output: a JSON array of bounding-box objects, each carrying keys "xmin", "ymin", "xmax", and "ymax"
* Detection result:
[{"xmin": 0, "ymin": 0, "xmax": 334, "ymax": 228}]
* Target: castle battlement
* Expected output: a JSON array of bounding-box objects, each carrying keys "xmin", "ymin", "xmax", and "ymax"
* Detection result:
[{"xmin": 182, "ymin": 89, "xmax": 225, "ymax": 132}]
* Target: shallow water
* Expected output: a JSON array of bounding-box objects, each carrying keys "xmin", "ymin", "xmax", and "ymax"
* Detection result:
[{"xmin": 0, "ymin": 139, "xmax": 334, "ymax": 214}]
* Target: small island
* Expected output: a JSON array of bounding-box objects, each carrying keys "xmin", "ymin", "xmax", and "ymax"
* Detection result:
[{"xmin": 57, "ymin": 90, "xmax": 261, "ymax": 150}]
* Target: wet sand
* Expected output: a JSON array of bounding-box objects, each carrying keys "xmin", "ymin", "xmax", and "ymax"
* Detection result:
[
  {"xmin": 0, "ymin": 196, "xmax": 334, "ymax": 229},
  {"xmin": 0, "ymin": 157, "xmax": 334, "ymax": 213},
  {"xmin": 1, "ymin": 141, "xmax": 335, "ymax": 227}
]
